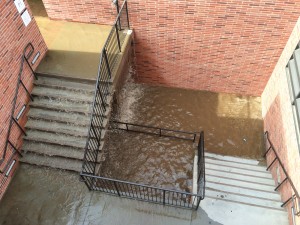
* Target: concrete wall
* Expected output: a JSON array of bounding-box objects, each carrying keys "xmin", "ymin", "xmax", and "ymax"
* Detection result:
[
  {"xmin": 42, "ymin": 0, "xmax": 300, "ymax": 96},
  {"xmin": 262, "ymin": 17, "xmax": 300, "ymax": 225},
  {"xmin": 0, "ymin": 0, "xmax": 47, "ymax": 200}
]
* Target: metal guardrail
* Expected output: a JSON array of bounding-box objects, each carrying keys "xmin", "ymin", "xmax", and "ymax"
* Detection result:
[
  {"xmin": 197, "ymin": 131, "xmax": 205, "ymax": 198},
  {"xmin": 111, "ymin": 120, "xmax": 197, "ymax": 142},
  {"xmin": 81, "ymin": 0, "xmax": 130, "ymax": 176},
  {"xmin": 0, "ymin": 43, "xmax": 36, "ymax": 174},
  {"xmin": 80, "ymin": 129, "xmax": 205, "ymax": 210},
  {"xmin": 264, "ymin": 131, "xmax": 300, "ymax": 216}
]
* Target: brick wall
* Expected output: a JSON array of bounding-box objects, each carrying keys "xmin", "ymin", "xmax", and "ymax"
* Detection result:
[
  {"xmin": 0, "ymin": 0, "xmax": 47, "ymax": 200},
  {"xmin": 42, "ymin": 0, "xmax": 300, "ymax": 96},
  {"xmin": 262, "ymin": 18, "xmax": 300, "ymax": 225}
]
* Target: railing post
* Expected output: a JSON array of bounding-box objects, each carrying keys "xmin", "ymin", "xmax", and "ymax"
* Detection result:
[
  {"xmin": 163, "ymin": 190, "xmax": 166, "ymax": 205},
  {"xmin": 103, "ymin": 49, "xmax": 112, "ymax": 79},
  {"xmin": 115, "ymin": 24, "xmax": 122, "ymax": 52},
  {"xmin": 114, "ymin": 181, "xmax": 121, "ymax": 197},
  {"xmin": 24, "ymin": 57, "xmax": 38, "ymax": 80},
  {"xmin": 20, "ymin": 80, "xmax": 34, "ymax": 101},
  {"xmin": 125, "ymin": 0, "xmax": 130, "ymax": 29},
  {"xmin": 12, "ymin": 117, "xmax": 26, "ymax": 136}
]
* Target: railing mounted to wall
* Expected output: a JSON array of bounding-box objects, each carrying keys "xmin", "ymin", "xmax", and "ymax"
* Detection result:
[
  {"xmin": 0, "ymin": 43, "xmax": 37, "ymax": 175},
  {"xmin": 81, "ymin": 0, "xmax": 130, "ymax": 176},
  {"xmin": 264, "ymin": 131, "xmax": 300, "ymax": 217},
  {"xmin": 197, "ymin": 131, "xmax": 205, "ymax": 198}
]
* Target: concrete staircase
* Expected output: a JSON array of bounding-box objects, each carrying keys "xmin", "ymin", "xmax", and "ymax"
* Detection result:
[
  {"xmin": 201, "ymin": 152, "xmax": 288, "ymax": 225},
  {"xmin": 20, "ymin": 74, "xmax": 112, "ymax": 172}
]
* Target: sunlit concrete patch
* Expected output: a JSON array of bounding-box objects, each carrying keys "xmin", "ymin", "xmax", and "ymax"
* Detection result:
[{"xmin": 198, "ymin": 198, "xmax": 288, "ymax": 225}]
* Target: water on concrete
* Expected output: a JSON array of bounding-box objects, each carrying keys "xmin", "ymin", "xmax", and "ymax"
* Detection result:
[
  {"xmin": 28, "ymin": 0, "xmax": 112, "ymax": 80},
  {"xmin": 99, "ymin": 71, "xmax": 264, "ymax": 192}
]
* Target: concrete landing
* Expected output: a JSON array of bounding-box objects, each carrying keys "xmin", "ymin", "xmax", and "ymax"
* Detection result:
[
  {"xmin": 28, "ymin": 0, "xmax": 111, "ymax": 80},
  {"xmin": 0, "ymin": 164, "xmax": 289, "ymax": 225}
]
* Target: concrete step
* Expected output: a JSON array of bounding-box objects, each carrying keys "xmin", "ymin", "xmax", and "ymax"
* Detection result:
[
  {"xmin": 22, "ymin": 141, "xmax": 84, "ymax": 160},
  {"xmin": 206, "ymin": 174, "xmax": 276, "ymax": 192},
  {"xmin": 205, "ymin": 157, "xmax": 268, "ymax": 173},
  {"xmin": 205, "ymin": 162, "xmax": 273, "ymax": 179},
  {"xmin": 206, "ymin": 168, "xmax": 275, "ymax": 186},
  {"xmin": 26, "ymin": 119, "xmax": 89, "ymax": 137},
  {"xmin": 30, "ymin": 97, "xmax": 91, "ymax": 114},
  {"xmin": 28, "ymin": 108, "xmax": 90, "ymax": 126},
  {"xmin": 32, "ymin": 86, "xmax": 94, "ymax": 103},
  {"xmin": 205, "ymin": 189, "xmax": 283, "ymax": 211},
  {"xmin": 34, "ymin": 76, "xmax": 95, "ymax": 93},
  {"xmin": 205, "ymin": 182, "xmax": 281, "ymax": 201},
  {"xmin": 24, "ymin": 130, "xmax": 87, "ymax": 149},
  {"xmin": 20, "ymin": 152, "xmax": 82, "ymax": 172},
  {"xmin": 205, "ymin": 152, "xmax": 265, "ymax": 166}
]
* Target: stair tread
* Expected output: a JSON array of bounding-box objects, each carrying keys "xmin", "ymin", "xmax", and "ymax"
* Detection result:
[
  {"xmin": 205, "ymin": 189, "xmax": 283, "ymax": 210},
  {"xmin": 22, "ymin": 141, "xmax": 84, "ymax": 160},
  {"xmin": 28, "ymin": 108, "xmax": 90, "ymax": 126},
  {"xmin": 34, "ymin": 76, "xmax": 95, "ymax": 92},
  {"xmin": 205, "ymin": 162, "xmax": 273, "ymax": 179},
  {"xmin": 30, "ymin": 97, "xmax": 91, "ymax": 114},
  {"xmin": 24, "ymin": 130, "xmax": 87, "ymax": 149},
  {"xmin": 205, "ymin": 182, "xmax": 281, "ymax": 201},
  {"xmin": 20, "ymin": 152, "xmax": 82, "ymax": 172},
  {"xmin": 26, "ymin": 119, "xmax": 89, "ymax": 137},
  {"xmin": 205, "ymin": 157, "xmax": 268, "ymax": 173},
  {"xmin": 206, "ymin": 168, "xmax": 275, "ymax": 186},
  {"xmin": 206, "ymin": 175, "xmax": 276, "ymax": 192},
  {"xmin": 32, "ymin": 86, "xmax": 94, "ymax": 103},
  {"xmin": 205, "ymin": 152, "xmax": 265, "ymax": 166}
]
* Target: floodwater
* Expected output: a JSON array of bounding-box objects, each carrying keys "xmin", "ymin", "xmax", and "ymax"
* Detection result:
[{"xmin": 100, "ymin": 73, "xmax": 264, "ymax": 192}]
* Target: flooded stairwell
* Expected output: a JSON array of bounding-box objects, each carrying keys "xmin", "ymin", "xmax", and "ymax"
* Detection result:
[{"xmin": 20, "ymin": 74, "xmax": 113, "ymax": 172}]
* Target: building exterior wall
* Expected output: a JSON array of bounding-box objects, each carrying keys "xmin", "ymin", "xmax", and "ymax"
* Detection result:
[
  {"xmin": 0, "ymin": 0, "xmax": 47, "ymax": 200},
  {"xmin": 262, "ymin": 17, "xmax": 300, "ymax": 225},
  {"xmin": 42, "ymin": 0, "xmax": 300, "ymax": 96}
]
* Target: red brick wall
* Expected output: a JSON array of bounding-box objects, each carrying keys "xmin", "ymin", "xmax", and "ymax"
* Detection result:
[
  {"xmin": 42, "ymin": 0, "xmax": 300, "ymax": 96},
  {"xmin": 262, "ymin": 19, "xmax": 300, "ymax": 225},
  {"xmin": 0, "ymin": 0, "xmax": 47, "ymax": 200}
]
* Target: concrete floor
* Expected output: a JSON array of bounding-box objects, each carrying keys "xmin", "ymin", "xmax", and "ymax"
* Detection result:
[
  {"xmin": 29, "ymin": 0, "xmax": 111, "ymax": 80},
  {"xmin": 0, "ymin": 165, "xmax": 288, "ymax": 225}
]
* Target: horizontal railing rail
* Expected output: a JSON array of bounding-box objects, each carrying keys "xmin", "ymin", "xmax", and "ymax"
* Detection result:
[
  {"xmin": 81, "ymin": 0, "xmax": 130, "ymax": 176},
  {"xmin": 264, "ymin": 131, "xmax": 300, "ymax": 216},
  {"xmin": 0, "ymin": 43, "xmax": 36, "ymax": 174},
  {"xmin": 111, "ymin": 120, "xmax": 197, "ymax": 142}
]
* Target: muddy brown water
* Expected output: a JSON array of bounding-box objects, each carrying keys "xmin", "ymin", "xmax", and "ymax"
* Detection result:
[{"xmin": 100, "ymin": 77, "xmax": 264, "ymax": 192}]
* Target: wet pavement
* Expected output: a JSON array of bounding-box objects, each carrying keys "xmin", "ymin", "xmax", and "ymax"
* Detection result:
[
  {"xmin": 0, "ymin": 164, "xmax": 222, "ymax": 225},
  {"xmin": 100, "ymin": 75, "xmax": 264, "ymax": 191},
  {"xmin": 28, "ymin": 0, "xmax": 111, "ymax": 79},
  {"xmin": 112, "ymin": 79, "xmax": 264, "ymax": 159}
]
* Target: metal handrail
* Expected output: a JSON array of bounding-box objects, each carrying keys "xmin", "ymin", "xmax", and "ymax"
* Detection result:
[
  {"xmin": 0, "ymin": 43, "xmax": 36, "ymax": 173},
  {"xmin": 81, "ymin": 0, "xmax": 130, "ymax": 175},
  {"xmin": 264, "ymin": 131, "xmax": 300, "ymax": 213},
  {"xmin": 111, "ymin": 120, "xmax": 197, "ymax": 142},
  {"xmin": 197, "ymin": 131, "xmax": 205, "ymax": 199}
]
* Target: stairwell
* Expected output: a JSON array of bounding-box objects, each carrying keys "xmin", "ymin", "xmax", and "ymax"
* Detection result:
[
  {"xmin": 202, "ymin": 152, "xmax": 288, "ymax": 225},
  {"xmin": 20, "ymin": 74, "xmax": 113, "ymax": 172}
]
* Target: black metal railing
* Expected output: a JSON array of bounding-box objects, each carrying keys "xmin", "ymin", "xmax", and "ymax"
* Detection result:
[
  {"xmin": 264, "ymin": 131, "xmax": 300, "ymax": 216},
  {"xmin": 0, "ymin": 43, "xmax": 37, "ymax": 174},
  {"xmin": 111, "ymin": 121, "xmax": 197, "ymax": 142},
  {"xmin": 197, "ymin": 131, "xmax": 205, "ymax": 198},
  {"xmin": 81, "ymin": 0, "xmax": 130, "ymax": 176},
  {"xmin": 81, "ymin": 173, "xmax": 202, "ymax": 210},
  {"xmin": 81, "ymin": 123, "xmax": 205, "ymax": 209}
]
